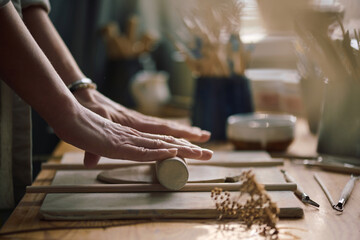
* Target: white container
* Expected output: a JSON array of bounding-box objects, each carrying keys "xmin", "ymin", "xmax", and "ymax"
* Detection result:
[{"xmin": 227, "ymin": 113, "xmax": 296, "ymax": 151}]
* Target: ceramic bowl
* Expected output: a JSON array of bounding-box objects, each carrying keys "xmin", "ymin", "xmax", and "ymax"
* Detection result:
[{"xmin": 226, "ymin": 113, "xmax": 296, "ymax": 151}]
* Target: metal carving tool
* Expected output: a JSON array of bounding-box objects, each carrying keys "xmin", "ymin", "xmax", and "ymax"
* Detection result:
[
  {"xmin": 303, "ymin": 159, "xmax": 360, "ymax": 175},
  {"xmin": 281, "ymin": 169, "xmax": 320, "ymax": 207},
  {"xmin": 333, "ymin": 175, "xmax": 359, "ymax": 212}
]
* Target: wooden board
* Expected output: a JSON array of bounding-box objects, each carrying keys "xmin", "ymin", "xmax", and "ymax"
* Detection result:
[
  {"xmin": 51, "ymin": 167, "xmax": 287, "ymax": 186},
  {"xmin": 40, "ymin": 191, "xmax": 303, "ymax": 220},
  {"xmin": 39, "ymin": 165, "xmax": 303, "ymax": 219}
]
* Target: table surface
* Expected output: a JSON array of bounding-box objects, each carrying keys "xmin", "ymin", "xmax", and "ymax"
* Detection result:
[{"xmin": 1, "ymin": 119, "xmax": 359, "ymax": 240}]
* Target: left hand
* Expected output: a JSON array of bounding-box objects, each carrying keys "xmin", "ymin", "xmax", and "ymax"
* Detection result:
[{"xmin": 73, "ymin": 88, "xmax": 211, "ymax": 143}]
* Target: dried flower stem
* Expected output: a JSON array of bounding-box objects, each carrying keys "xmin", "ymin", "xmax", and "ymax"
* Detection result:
[{"xmin": 211, "ymin": 170, "xmax": 279, "ymax": 239}]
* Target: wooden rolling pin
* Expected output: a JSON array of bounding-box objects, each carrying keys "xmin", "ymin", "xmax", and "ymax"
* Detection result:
[{"xmin": 155, "ymin": 157, "xmax": 189, "ymax": 190}]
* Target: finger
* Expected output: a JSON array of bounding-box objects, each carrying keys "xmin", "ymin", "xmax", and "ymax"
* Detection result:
[
  {"xmin": 138, "ymin": 131, "xmax": 201, "ymax": 149},
  {"xmin": 138, "ymin": 120, "xmax": 211, "ymax": 142},
  {"xmin": 130, "ymin": 136, "xmax": 203, "ymax": 159},
  {"xmin": 134, "ymin": 132, "xmax": 213, "ymax": 160},
  {"xmin": 198, "ymin": 148, "xmax": 213, "ymax": 160},
  {"xmin": 117, "ymin": 145, "xmax": 178, "ymax": 162},
  {"xmin": 83, "ymin": 152, "xmax": 101, "ymax": 168}
]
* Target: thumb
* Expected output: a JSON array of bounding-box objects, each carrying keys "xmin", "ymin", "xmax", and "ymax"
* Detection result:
[{"xmin": 83, "ymin": 151, "xmax": 101, "ymax": 168}]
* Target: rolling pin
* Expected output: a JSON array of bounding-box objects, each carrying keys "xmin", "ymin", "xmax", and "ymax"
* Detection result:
[{"xmin": 155, "ymin": 157, "xmax": 189, "ymax": 190}]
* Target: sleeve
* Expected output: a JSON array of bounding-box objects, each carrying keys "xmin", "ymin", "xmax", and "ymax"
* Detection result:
[
  {"xmin": 0, "ymin": 0, "xmax": 10, "ymax": 9},
  {"xmin": 21, "ymin": 0, "xmax": 50, "ymax": 13}
]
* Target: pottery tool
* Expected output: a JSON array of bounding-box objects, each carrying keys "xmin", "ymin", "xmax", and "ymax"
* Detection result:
[
  {"xmin": 314, "ymin": 173, "xmax": 336, "ymax": 208},
  {"xmin": 281, "ymin": 170, "xmax": 319, "ymax": 207},
  {"xmin": 303, "ymin": 160, "xmax": 360, "ymax": 175},
  {"xmin": 333, "ymin": 175, "xmax": 359, "ymax": 212},
  {"xmin": 26, "ymin": 182, "xmax": 296, "ymax": 194}
]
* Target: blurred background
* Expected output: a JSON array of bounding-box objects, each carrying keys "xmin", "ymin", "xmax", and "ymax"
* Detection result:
[{"xmin": 32, "ymin": 0, "xmax": 360, "ymax": 176}]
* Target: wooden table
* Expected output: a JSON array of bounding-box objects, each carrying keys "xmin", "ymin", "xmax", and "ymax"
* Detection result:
[{"xmin": 1, "ymin": 119, "xmax": 359, "ymax": 239}]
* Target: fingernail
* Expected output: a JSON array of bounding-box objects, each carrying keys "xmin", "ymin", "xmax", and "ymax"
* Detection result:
[
  {"xmin": 191, "ymin": 148, "xmax": 203, "ymax": 156},
  {"xmin": 201, "ymin": 149, "xmax": 213, "ymax": 160},
  {"xmin": 202, "ymin": 149, "xmax": 213, "ymax": 154},
  {"xmin": 168, "ymin": 148, "xmax": 178, "ymax": 155},
  {"xmin": 201, "ymin": 130, "xmax": 211, "ymax": 136}
]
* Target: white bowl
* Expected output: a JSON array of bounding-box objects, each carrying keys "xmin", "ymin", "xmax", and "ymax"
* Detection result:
[{"xmin": 226, "ymin": 113, "xmax": 296, "ymax": 151}]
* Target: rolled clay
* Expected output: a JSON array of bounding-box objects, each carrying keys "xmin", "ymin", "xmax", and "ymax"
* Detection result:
[{"xmin": 155, "ymin": 157, "xmax": 189, "ymax": 190}]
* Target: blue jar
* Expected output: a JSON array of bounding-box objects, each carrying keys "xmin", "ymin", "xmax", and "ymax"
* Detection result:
[{"xmin": 191, "ymin": 74, "xmax": 254, "ymax": 140}]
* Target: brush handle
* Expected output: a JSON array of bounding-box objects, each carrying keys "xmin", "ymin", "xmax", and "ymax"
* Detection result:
[{"xmin": 281, "ymin": 170, "xmax": 304, "ymax": 196}]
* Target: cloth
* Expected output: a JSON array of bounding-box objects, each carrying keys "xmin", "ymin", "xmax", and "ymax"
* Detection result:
[{"xmin": 0, "ymin": 0, "xmax": 50, "ymax": 209}]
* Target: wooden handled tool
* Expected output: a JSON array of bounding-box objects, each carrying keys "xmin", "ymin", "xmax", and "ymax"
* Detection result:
[
  {"xmin": 26, "ymin": 182, "xmax": 296, "ymax": 194},
  {"xmin": 281, "ymin": 170, "xmax": 319, "ymax": 207},
  {"xmin": 333, "ymin": 175, "xmax": 359, "ymax": 212},
  {"xmin": 304, "ymin": 160, "xmax": 360, "ymax": 175}
]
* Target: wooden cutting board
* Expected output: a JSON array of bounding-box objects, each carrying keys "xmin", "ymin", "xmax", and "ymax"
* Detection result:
[{"xmin": 40, "ymin": 191, "xmax": 303, "ymax": 220}]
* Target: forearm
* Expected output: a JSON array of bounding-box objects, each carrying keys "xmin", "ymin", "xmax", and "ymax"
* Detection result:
[
  {"xmin": 22, "ymin": 6, "xmax": 84, "ymax": 85},
  {"xmin": 20, "ymin": 5, "xmax": 212, "ymax": 144},
  {"xmin": 0, "ymin": 2, "xmax": 79, "ymax": 126}
]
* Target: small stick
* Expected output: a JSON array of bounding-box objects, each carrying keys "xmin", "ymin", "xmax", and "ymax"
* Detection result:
[
  {"xmin": 188, "ymin": 159, "xmax": 284, "ymax": 167},
  {"xmin": 314, "ymin": 173, "xmax": 335, "ymax": 207},
  {"xmin": 42, "ymin": 159, "xmax": 284, "ymax": 170},
  {"xmin": 42, "ymin": 162, "xmax": 149, "ymax": 170},
  {"xmin": 26, "ymin": 183, "xmax": 296, "ymax": 194}
]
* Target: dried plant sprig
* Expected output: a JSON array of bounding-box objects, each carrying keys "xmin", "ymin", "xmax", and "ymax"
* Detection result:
[
  {"xmin": 172, "ymin": 0, "xmax": 248, "ymax": 77},
  {"xmin": 294, "ymin": 9, "xmax": 360, "ymax": 83},
  {"xmin": 211, "ymin": 170, "xmax": 279, "ymax": 239}
]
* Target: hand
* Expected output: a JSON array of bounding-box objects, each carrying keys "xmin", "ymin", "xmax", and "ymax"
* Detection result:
[
  {"xmin": 53, "ymin": 105, "xmax": 213, "ymax": 167},
  {"xmin": 74, "ymin": 88, "xmax": 211, "ymax": 142}
]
